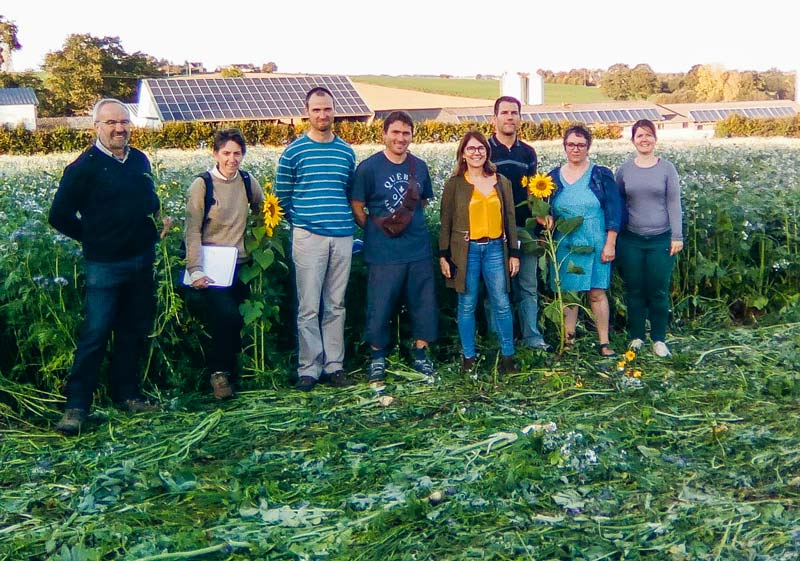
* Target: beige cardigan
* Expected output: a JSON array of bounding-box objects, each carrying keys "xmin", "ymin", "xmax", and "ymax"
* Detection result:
[
  {"xmin": 184, "ymin": 170, "xmax": 265, "ymax": 274},
  {"xmin": 438, "ymin": 173, "xmax": 519, "ymax": 293}
]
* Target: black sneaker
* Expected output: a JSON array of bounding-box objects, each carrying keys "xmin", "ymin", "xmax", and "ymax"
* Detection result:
[
  {"xmin": 368, "ymin": 359, "xmax": 386, "ymax": 383},
  {"xmin": 56, "ymin": 408, "xmax": 87, "ymax": 435},
  {"xmin": 413, "ymin": 358, "xmax": 435, "ymax": 376},
  {"xmin": 328, "ymin": 370, "xmax": 356, "ymax": 387},
  {"xmin": 295, "ymin": 376, "xmax": 317, "ymax": 392}
]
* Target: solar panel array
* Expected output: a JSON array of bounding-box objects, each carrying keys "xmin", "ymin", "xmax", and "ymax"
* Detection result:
[
  {"xmin": 456, "ymin": 108, "xmax": 663, "ymax": 124},
  {"xmin": 689, "ymin": 106, "xmax": 796, "ymax": 122},
  {"xmin": 142, "ymin": 76, "xmax": 371, "ymax": 122}
]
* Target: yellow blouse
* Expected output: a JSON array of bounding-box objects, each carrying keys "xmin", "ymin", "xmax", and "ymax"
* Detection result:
[{"xmin": 467, "ymin": 174, "xmax": 503, "ymax": 239}]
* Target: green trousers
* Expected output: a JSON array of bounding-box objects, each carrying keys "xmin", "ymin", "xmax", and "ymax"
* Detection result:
[{"xmin": 616, "ymin": 230, "xmax": 675, "ymax": 342}]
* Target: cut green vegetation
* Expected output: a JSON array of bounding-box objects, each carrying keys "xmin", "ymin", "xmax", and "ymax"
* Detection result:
[{"xmin": 1, "ymin": 140, "xmax": 798, "ymax": 560}]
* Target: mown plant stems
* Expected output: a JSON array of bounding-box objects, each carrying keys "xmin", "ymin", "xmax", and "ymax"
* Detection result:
[{"xmin": 134, "ymin": 540, "xmax": 251, "ymax": 561}]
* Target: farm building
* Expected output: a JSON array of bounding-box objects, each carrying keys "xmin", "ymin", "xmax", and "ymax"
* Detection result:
[
  {"xmin": 135, "ymin": 74, "xmax": 371, "ymax": 127},
  {"xmin": 0, "ymin": 87, "xmax": 38, "ymax": 130}
]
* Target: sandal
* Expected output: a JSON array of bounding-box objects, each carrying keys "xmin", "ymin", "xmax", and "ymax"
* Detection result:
[
  {"xmin": 563, "ymin": 333, "xmax": 575, "ymax": 349},
  {"xmin": 596, "ymin": 343, "xmax": 616, "ymax": 357}
]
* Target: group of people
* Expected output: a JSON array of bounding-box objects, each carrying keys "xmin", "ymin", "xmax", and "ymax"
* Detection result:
[{"xmin": 48, "ymin": 91, "xmax": 682, "ymax": 435}]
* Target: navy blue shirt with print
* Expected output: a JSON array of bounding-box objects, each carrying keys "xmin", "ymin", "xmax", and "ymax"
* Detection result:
[{"xmin": 351, "ymin": 151, "xmax": 434, "ymax": 265}]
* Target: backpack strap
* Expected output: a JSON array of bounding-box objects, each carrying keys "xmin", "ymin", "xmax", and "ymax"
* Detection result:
[
  {"xmin": 197, "ymin": 170, "xmax": 254, "ymax": 234},
  {"xmin": 198, "ymin": 171, "xmax": 216, "ymax": 231},
  {"xmin": 239, "ymin": 169, "xmax": 254, "ymax": 205}
]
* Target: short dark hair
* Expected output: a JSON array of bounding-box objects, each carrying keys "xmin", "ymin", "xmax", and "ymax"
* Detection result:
[
  {"xmin": 213, "ymin": 128, "xmax": 247, "ymax": 154},
  {"xmin": 494, "ymin": 96, "xmax": 521, "ymax": 115},
  {"xmin": 382, "ymin": 110, "xmax": 414, "ymax": 133},
  {"xmin": 305, "ymin": 86, "xmax": 334, "ymax": 108},
  {"xmin": 563, "ymin": 124, "xmax": 592, "ymax": 149},
  {"xmin": 631, "ymin": 119, "xmax": 657, "ymax": 140}
]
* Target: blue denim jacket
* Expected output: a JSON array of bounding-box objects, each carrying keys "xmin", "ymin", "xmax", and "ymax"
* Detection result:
[{"xmin": 547, "ymin": 164, "xmax": 622, "ymax": 232}]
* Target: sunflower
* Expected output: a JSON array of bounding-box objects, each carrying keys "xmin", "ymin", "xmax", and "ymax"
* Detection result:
[
  {"xmin": 262, "ymin": 192, "xmax": 284, "ymax": 235},
  {"xmin": 527, "ymin": 173, "xmax": 555, "ymax": 199},
  {"xmin": 617, "ymin": 360, "xmax": 627, "ymax": 370},
  {"xmin": 625, "ymin": 350, "xmax": 636, "ymax": 361}
]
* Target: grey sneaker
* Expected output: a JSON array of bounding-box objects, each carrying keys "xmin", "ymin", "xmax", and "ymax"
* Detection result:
[
  {"xmin": 653, "ymin": 341, "xmax": 671, "ymax": 358},
  {"xmin": 210, "ymin": 371, "xmax": 234, "ymax": 399},
  {"xmin": 629, "ymin": 338, "xmax": 644, "ymax": 351},
  {"xmin": 413, "ymin": 358, "xmax": 435, "ymax": 376},
  {"xmin": 368, "ymin": 359, "xmax": 386, "ymax": 382},
  {"xmin": 56, "ymin": 408, "xmax": 87, "ymax": 435}
]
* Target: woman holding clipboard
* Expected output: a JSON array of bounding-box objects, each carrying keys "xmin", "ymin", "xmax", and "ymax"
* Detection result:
[{"xmin": 184, "ymin": 128, "xmax": 264, "ymax": 399}]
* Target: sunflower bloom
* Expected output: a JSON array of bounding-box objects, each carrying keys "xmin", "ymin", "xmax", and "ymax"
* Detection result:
[
  {"xmin": 625, "ymin": 350, "xmax": 636, "ymax": 361},
  {"xmin": 632, "ymin": 370, "xmax": 642, "ymax": 378},
  {"xmin": 520, "ymin": 176, "xmax": 529, "ymax": 188},
  {"xmin": 617, "ymin": 360, "xmax": 626, "ymax": 370},
  {"xmin": 262, "ymin": 192, "xmax": 284, "ymax": 234},
  {"xmin": 527, "ymin": 173, "xmax": 555, "ymax": 199}
]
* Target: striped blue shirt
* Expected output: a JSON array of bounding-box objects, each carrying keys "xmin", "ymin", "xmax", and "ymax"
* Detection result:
[{"xmin": 275, "ymin": 135, "xmax": 356, "ymax": 237}]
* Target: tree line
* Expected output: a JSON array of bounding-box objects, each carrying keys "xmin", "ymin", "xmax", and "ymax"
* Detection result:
[{"xmin": 541, "ymin": 64, "xmax": 796, "ymax": 103}]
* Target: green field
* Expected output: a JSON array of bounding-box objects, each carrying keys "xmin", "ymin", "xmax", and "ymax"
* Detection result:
[
  {"xmin": 350, "ymin": 75, "xmax": 612, "ymax": 104},
  {"xmin": 1, "ymin": 141, "xmax": 799, "ymax": 560}
]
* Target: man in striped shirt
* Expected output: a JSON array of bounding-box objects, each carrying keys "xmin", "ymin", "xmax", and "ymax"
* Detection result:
[{"xmin": 276, "ymin": 87, "xmax": 357, "ymax": 391}]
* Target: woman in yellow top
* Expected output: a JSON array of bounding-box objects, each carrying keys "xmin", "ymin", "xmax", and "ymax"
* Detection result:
[{"xmin": 439, "ymin": 131, "xmax": 520, "ymax": 374}]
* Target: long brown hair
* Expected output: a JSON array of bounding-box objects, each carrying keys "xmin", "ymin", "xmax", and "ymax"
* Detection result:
[{"xmin": 451, "ymin": 130, "xmax": 496, "ymax": 178}]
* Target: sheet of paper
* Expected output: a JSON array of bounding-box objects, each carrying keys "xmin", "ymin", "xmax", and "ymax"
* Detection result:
[{"xmin": 183, "ymin": 245, "xmax": 238, "ymax": 287}]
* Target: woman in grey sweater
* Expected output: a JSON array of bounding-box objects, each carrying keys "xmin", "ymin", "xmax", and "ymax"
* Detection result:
[{"xmin": 615, "ymin": 119, "xmax": 683, "ymax": 358}]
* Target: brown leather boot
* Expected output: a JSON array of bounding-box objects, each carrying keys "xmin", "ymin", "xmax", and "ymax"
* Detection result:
[
  {"xmin": 499, "ymin": 355, "xmax": 518, "ymax": 374},
  {"xmin": 210, "ymin": 371, "xmax": 234, "ymax": 399},
  {"xmin": 461, "ymin": 355, "xmax": 477, "ymax": 374}
]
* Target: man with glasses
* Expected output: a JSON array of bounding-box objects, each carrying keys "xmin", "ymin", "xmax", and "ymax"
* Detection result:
[
  {"xmin": 49, "ymin": 98, "xmax": 169, "ymax": 434},
  {"xmin": 487, "ymin": 96, "xmax": 551, "ymax": 351}
]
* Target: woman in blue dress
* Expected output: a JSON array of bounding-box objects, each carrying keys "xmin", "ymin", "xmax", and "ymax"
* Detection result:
[{"xmin": 548, "ymin": 125, "xmax": 622, "ymax": 356}]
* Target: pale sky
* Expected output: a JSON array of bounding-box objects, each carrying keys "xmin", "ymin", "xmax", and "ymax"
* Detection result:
[{"xmin": 3, "ymin": 1, "xmax": 795, "ymax": 75}]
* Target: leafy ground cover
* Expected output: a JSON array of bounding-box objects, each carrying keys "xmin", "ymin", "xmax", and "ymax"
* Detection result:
[
  {"xmin": 350, "ymin": 76, "xmax": 612, "ymax": 104},
  {"xmin": 0, "ymin": 139, "xmax": 798, "ymax": 560},
  {"xmin": 1, "ymin": 322, "xmax": 798, "ymax": 560}
]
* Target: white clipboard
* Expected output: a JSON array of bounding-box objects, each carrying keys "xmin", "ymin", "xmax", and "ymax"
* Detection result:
[{"xmin": 183, "ymin": 246, "xmax": 238, "ymax": 287}]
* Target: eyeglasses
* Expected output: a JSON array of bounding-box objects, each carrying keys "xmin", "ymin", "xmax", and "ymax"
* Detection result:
[
  {"xmin": 96, "ymin": 119, "xmax": 131, "ymax": 127},
  {"xmin": 464, "ymin": 146, "xmax": 487, "ymax": 155},
  {"xmin": 565, "ymin": 142, "xmax": 588, "ymax": 150}
]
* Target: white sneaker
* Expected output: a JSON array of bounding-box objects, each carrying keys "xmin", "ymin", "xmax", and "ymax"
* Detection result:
[
  {"xmin": 653, "ymin": 341, "xmax": 671, "ymax": 358},
  {"xmin": 629, "ymin": 338, "xmax": 644, "ymax": 351}
]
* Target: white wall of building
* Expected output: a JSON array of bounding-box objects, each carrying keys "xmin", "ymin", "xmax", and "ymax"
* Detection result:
[
  {"xmin": 134, "ymin": 83, "xmax": 164, "ymax": 128},
  {"xmin": 0, "ymin": 104, "xmax": 36, "ymax": 130},
  {"xmin": 501, "ymin": 70, "xmax": 544, "ymax": 105}
]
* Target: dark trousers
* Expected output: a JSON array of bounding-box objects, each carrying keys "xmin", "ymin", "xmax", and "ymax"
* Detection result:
[
  {"xmin": 187, "ymin": 271, "xmax": 249, "ymax": 376},
  {"xmin": 65, "ymin": 251, "xmax": 155, "ymax": 411},
  {"xmin": 616, "ymin": 230, "xmax": 675, "ymax": 342},
  {"xmin": 365, "ymin": 259, "xmax": 438, "ymax": 356}
]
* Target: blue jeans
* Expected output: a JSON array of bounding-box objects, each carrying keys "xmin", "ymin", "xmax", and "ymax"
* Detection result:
[
  {"xmin": 485, "ymin": 228, "xmax": 546, "ymax": 347},
  {"xmin": 459, "ymin": 240, "xmax": 514, "ymax": 358},
  {"xmin": 65, "ymin": 251, "xmax": 155, "ymax": 410}
]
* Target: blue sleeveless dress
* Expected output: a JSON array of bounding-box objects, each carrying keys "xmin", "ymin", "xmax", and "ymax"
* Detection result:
[{"xmin": 550, "ymin": 164, "xmax": 611, "ymax": 291}]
